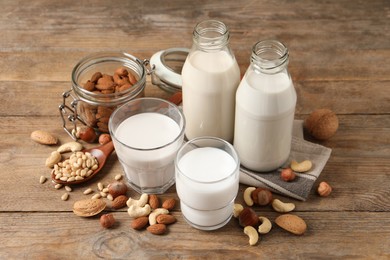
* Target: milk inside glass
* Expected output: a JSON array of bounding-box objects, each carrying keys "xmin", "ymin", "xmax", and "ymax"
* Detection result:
[
  {"xmin": 176, "ymin": 138, "xmax": 239, "ymax": 230},
  {"xmin": 234, "ymin": 40, "xmax": 296, "ymax": 172},
  {"xmin": 110, "ymin": 98, "xmax": 185, "ymax": 194}
]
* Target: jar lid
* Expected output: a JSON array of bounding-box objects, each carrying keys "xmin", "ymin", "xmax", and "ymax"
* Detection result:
[{"xmin": 150, "ymin": 47, "xmax": 189, "ymax": 93}]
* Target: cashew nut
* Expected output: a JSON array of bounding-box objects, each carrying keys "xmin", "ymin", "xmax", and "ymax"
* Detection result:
[
  {"xmin": 233, "ymin": 203, "xmax": 244, "ymax": 218},
  {"xmin": 126, "ymin": 193, "xmax": 149, "ymax": 208},
  {"xmin": 45, "ymin": 151, "xmax": 61, "ymax": 168},
  {"xmin": 57, "ymin": 141, "xmax": 83, "ymax": 154},
  {"xmin": 244, "ymin": 226, "xmax": 259, "ymax": 246},
  {"xmin": 149, "ymin": 208, "xmax": 169, "ymax": 225},
  {"xmin": 127, "ymin": 204, "xmax": 151, "ymax": 218},
  {"xmin": 258, "ymin": 216, "xmax": 272, "ymax": 234},
  {"xmin": 243, "ymin": 187, "xmax": 256, "ymax": 206},
  {"xmin": 290, "ymin": 160, "xmax": 312, "ymax": 173},
  {"xmin": 272, "ymin": 199, "xmax": 295, "ymax": 213}
]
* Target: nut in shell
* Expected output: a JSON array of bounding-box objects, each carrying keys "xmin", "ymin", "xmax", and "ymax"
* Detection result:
[
  {"xmin": 317, "ymin": 181, "xmax": 332, "ymax": 197},
  {"xmin": 73, "ymin": 198, "xmax": 106, "ymax": 217},
  {"xmin": 275, "ymin": 214, "xmax": 307, "ymax": 235},
  {"xmin": 31, "ymin": 130, "xmax": 58, "ymax": 145},
  {"xmin": 304, "ymin": 108, "xmax": 339, "ymax": 140}
]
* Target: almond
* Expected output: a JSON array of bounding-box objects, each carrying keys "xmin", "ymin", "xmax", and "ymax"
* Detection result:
[
  {"xmin": 162, "ymin": 198, "xmax": 176, "ymax": 210},
  {"xmin": 73, "ymin": 198, "xmax": 106, "ymax": 217},
  {"xmin": 148, "ymin": 195, "xmax": 160, "ymax": 209},
  {"xmin": 156, "ymin": 214, "xmax": 176, "ymax": 225},
  {"xmin": 275, "ymin": 214, "xmax": 307, "ymax": 235},
  {"xmin": 147, "ymin": 224, "xmax": 167, "ymax": 235},
  {"xmin": 131, "ymin": 216, "xmax": 149, "ymax": 230},
  {"xmin": 31, "ymin": 130, "xmax": 58, "ymax": 145},
  {"xmin": 111, "ymin": 195, "xmax": 128, "ymax": 209}
]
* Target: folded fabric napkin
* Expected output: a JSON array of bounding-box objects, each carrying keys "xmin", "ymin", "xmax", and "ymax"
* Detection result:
[{"xmin": 239, "ymin": 120, "xmax": 332, "ymax": 201}]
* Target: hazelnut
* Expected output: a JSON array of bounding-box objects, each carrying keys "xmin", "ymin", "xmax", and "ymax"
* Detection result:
[
  {"xmin": 100, "ymin": 213, "xmax": 116, "ymax": 228},
  {"xmin": 251, "ymin": 188, "xmax": 273, "ymax": 206},
  {"xmin": 304, "ymin": 108, "xmax": 339, "ymax": 140},
  {"xmin": 280, "ymin": 168, "xmax": 296, "ymax": 182},
  {"xmin": 107, "ymin": 181, "xmax": 127, "ymax": 198},
  {"xmin": 99, "ymin": 133, "xmax": 112, "ymax": 145},
  {"xmin": 239, "ymin": 207, "xmax": 259, "ymax": 227},
  {"xmin": 317, "ymin": 181, "xmax": 332, "ymax": 197},
  {"xmin": 77, "ymin": 126, "xmax": 97, "ymax": 143}
]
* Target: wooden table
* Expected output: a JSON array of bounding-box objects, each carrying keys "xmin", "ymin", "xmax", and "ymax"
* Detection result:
[{"xmin": 1, "ymin": 0, "xmax": 389, "ymax": 259}]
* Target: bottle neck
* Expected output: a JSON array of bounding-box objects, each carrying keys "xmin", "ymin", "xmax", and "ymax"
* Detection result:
[
  {"xmin": 251, "ymin": 40, "xmax": 289, "ymax": 74},
  {"xmin": 192, "ymin": 20, "xmax": 230, "ymax": 51}
]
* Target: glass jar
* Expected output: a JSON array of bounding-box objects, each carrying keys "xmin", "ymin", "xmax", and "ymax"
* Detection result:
[
  {"xmin": 234, "ymin": 40, "xmax": 297, "ymax": 172},
  {"xmin": 60, "ymin": 52, "xmax": 146, "ymax": 137},
  {"xmin": 60, "ymin": 50, "xmax": 190, "ymax": 139},
  {"xmin": 181, "ymin": 20, "xmax": 240, "ymax": 143}
]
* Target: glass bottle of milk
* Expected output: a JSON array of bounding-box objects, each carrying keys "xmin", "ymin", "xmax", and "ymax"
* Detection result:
[
  {"xmin": 234, "ymin": 40, "xmax": 297, "ymax": 172},
  {"xmin": 182, "ymin": 20, "xmax": 240, "ymax": 143}
]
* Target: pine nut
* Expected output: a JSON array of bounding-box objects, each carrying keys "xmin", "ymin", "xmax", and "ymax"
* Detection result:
[
  {"xmin": 114, "ymin": 174, "xmax": 122, "ymax": 181},
  {"xmin": 39, "ymin": 176, "xmax": 47, "ymax": 184},
  {"xmin": 100, "ymin": 192, "xmax": 107, "ymax": 198},
  {"xmin": 54, "ymin": 184, "xmax": 63, "ymax": 189},
  {"xmin": 107, "ymin": 194, "xmax": 114, "ymax": 201},
  {"xmin": 65, "ymin": 186, "xmax": 72, "ymax": 192},
  {"xmin": 61, "ymin": 193, "xmax": 69, "ymax": 201},
  {"xmin": 102, "ymin": 188, "xmax": 109, "ymax": 193},
  {"xmin": 97, "ymin": 182, "xmax": 104, "ymax": 191},
  {"xmin": 83, "ymin": 188, "xmax": 93, "ymax": 195},
  {"xmin": 92, "ymin": 193, "xmax": 101, "ymax": 199}
]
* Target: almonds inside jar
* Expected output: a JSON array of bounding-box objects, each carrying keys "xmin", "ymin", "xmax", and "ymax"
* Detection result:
[{"xmin": 77, "ymin": 67, "xmax": 140, "ymax": 133}]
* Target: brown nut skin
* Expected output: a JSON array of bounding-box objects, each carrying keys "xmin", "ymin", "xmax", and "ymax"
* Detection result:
[
  {"xmin": 78, "ymin": 126, "xmax": 97, "ymax": 143},
  {"xmin": 147, "ymin": 224, "xmax": 167, "ymax": 235},
  {"xmin": 108, "ymin": 182, "xmax": 128, "ymax": 198},
  {"xmin": 148, "ymin": 195, "xmax": 160, "ymax": 209},
  {"xmin": 304, "ymin": 109, "xmax": 339, "ymax": 140},
  {"xmin": 317, "ymin": 181, "xmax": 332, "ymax": 197},
  {"xmin": 281, "ymin": 168, "xmax": 296, "ymax": 182},
  {"xmin": 98, "ymin": 133, "xmax": 112, "ymax": 145},
  {"xmin": 111, "ymin": 195, "xmax": 128, "ymax": 209},
  {"xmin": 162, "ymin": 198, "xmax": 176, "ymax": 210},
  {"xmin": 131, "ymin": 216, "xmax": 149, "ymax": 230},
  {"xmin": 239, "ymin": 207, "xmax": 259, "ymax": 227},
  {"xmin": 100, "ymin": 214, "xmax": 116, "ymax": 228},
  {"xmin": 251, "ymin": 188, "xmax": 273, "ymax": 206}
]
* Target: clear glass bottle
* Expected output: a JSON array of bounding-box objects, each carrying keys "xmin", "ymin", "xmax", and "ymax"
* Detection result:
[
  {"xmin": 181, "ymin": 20, "xmax": 240, "ymax": 143},
  {"xmin": 234, "ymin": 40, "xmax": 297, "ymax": 172}
]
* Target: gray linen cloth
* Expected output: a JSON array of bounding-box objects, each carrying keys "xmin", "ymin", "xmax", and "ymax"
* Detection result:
[{"xmin": 239, "ymin": 120, "xmax": 332, "ymax": 201}]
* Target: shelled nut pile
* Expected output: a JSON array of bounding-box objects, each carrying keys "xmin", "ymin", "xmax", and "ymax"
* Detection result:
[{"xmin": 53, "ymin": 151, "xmax": 98, "ymax": 182}]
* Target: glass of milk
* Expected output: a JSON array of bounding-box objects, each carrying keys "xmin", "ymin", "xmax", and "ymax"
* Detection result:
[
  {"xmin": 175, "ymin": 137, "xmax": 240, "ymax": 230},
  {"xmin": 109, "ymin": 97, "xmax": 185, "ymax": 194}
]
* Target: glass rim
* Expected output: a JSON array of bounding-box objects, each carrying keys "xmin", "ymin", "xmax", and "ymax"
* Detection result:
[
  {"xmin": 176, "ymin": 136, "xmax": 240, "ymax": 184},
  {"xmin": 109, "ymin": 97, "xmax": 186, "ymax": 151}
]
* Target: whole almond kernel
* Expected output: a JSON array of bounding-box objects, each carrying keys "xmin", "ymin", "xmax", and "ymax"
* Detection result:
[
  {"xmin": 111, "ymin": 195, "xmax": 128, "ymax": 209},
  {"xmin": 149, "ymin": 195, "xmax": 160, "ymax": 209},
  {"xmin": 156, "ymin": 214, "xmax": 176, "ymax": 225},
  {"xmin": 162, "ymin": 198, "xmax": 176, "ymax": 210},
  {"xmin": 131, "ymin": 216, "xmax": 149, "ymax": 230},
  {"xmin": 147, "ymin": 223, "xmax": 167, "ymax": 235}
]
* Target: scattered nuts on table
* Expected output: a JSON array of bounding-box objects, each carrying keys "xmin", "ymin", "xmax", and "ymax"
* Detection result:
[
  {"xmin": 149, "ymin": 208, "xmax": 169, "ymax": 225},
  {"xmin": 111, "ymin": 195, "xmax": 128, "ymax": 209},
  {"xmin": 244, "ymin": 226, "xmax": 259, "ymax": 246},
  {"xmin": 131, "ymin": 216, "xmax": 149, "ymax": 230},
  {"xmin": 83, "ymin": 188, "xmax": 93, "ymax": 195},
  {"xmin": 39, "ymin": 176, "xmax": 47, "ymax": 184},
  {"xmin": 233, "ymin": 203, "xmax": 244, "ymax": 218},
  {"xmin": 238, "ymin": 207, "xmax": 259, "ymax": 227},
  {"xmin": 45, "ymin": 151, "xmax": 62, "ymax": 168},
  {"xmin": 148, "ymin": 194, "xmax": 160, "ymax": 209},
  {"xmin": 162, "ymin": 198, "xmax": 176, "ymax": 211},
  {"xmin": 272, "ymin": 199, "xmax": 296, "ymax": 213},
  {"xmin": 275, "ymin": 214, "xmax": 307, "ymax": 235},
  {"xmin": 251, "ymin": 188, "xmax": 273, "ymax": 206},
  {"xmin": 114, "ymin": 174, "xmax": 123, "ymax": 181},
  {"xmin": 100, "ymin": 213, "xmax": 116, "ymax": 229},
  {"xmin": 108, "ymin": 181, "xmax": 128, "ymax": 198},
  {"xmin": 57, "ymin": 141, "xmax": 83, "ymax": 154},
  {"xmin": 304, "ymin": 108, "xmax": 339, "ymax": 140},
  {"xmin": 147, "ymin": 223, "xmax": 167, "ymax": 235},
  {"xmin": 317, "ymin": 181, "xmax": 333, "ymax": 197},
  {"xmin": 258, "ymin": 216, "xmax": 272, "ymax": 234},
  {"xmin": 31, "ymin": 130, "xmax": 58, "ymax": 145},
  {"xmin": 61, "ymin": 193, "xmax": 69, "ymax": 201},
  {"xmin": 243, "ymin": 187, "xmax": 256, "ymax": 206},
  {"xmin": 73, "ymin": 198, "xmax": 106, "ymax": 217}
]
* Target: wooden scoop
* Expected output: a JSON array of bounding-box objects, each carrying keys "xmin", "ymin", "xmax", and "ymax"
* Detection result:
[{"xmin": 51, "ymin": 141, "xmax": 115, "ymax": 185}]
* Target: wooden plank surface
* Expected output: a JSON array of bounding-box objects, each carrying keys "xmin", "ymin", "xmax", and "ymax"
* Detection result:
[{"xmin": 0, "ymin": 0, "xmax": 389, "ymax": 259}]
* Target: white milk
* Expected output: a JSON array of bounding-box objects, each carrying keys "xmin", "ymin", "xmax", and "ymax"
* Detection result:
[
  {"xmin": 114, "ymin": 112, "xmax": 181, "ymax": 191},
  {"xmin": 182, "ymin": 50, "xmax": 240, "ymax": 142},
  {"xmin": 234, "ymin": 70, "xmax": 296, "ymax": 171},
  {"xmin": 176, "ymin": 147, "xmax": 239, "ymax": 229}
]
